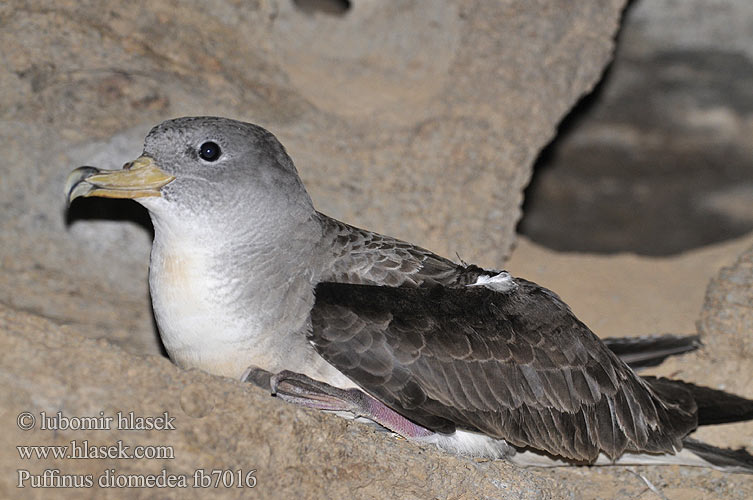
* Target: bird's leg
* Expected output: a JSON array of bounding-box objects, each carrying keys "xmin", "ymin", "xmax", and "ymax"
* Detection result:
[{"xmin": 241, "ymin": 367, "xmax": 433, "ymax": 438}]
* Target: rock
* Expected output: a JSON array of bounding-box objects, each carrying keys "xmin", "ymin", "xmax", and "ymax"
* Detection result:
[
  {"xmin": 507, "ymin": 233, "xmax": 753, "ymax": 339},
  {"xmin": 509, "ymin": 234, "xmax": 753, "ymax": 462},
  {"xmin": 697, "ymin": 243, "xmax": 753, "ymax": 396},
  {"xmin": 4, "ymin": 240, "xmax": 753, "ymax": 498},
  {"xmin": 513, "ymin": 236, "xmax": 753, "ymax": 499},
  {"xmin": 1, "ymin": 0, "xmax": 624, "ymax": 366},
  {"xmin": 0, "ymin": 0, "xmax": 659, "ymax": 498},
  {"xmin": 689, "ymin": 243, "xmax": 753, "ymax": 456},
  {"xmin": 0, "ymin": 303, "xmax": 567, "ymax": 499},
  {"xmin": 520, "ymin": 0, "xmax": 753, "ymax": 256}
]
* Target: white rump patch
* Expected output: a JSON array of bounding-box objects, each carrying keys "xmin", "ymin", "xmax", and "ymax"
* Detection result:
[{"xmin": 468, "ymin": 271, "xmax": 517, "ymax": 292}]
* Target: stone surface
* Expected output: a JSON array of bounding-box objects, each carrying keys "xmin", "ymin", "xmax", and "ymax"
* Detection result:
[
  {"xmin": 0, "ymin": 303, "xmax": 567, "ymax": 499},
  {"xmin": 509, "ymin": 235, "xmax": 753, "ymax": 466},
  {"xmin": 697, "ymin": 242, "xmax": 753, "ymax": 397},
  {"xmin": 0, "ymin": 0, "xmax": 625, "ymax": 359},
  {"xmin": 3, "ymin": 238, "xmax": 753, "ymax": 499},
  {"xmin": 507, "ymin": 233, "xmax": 753, "ymax": 340},
  {"xmin": 18, "ymin": 0, "xmax": 753, "ymax": 498},
  {"xmin": 520, "ymin": 0, "xmax": 753, "ymax": 256}
]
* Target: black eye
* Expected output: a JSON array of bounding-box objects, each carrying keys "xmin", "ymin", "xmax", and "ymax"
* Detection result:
[{"xmin": 198, "ymin": 141, "xmax": 221, "ymax": 162}]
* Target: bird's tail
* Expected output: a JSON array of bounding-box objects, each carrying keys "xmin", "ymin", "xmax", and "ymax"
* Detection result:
[
  {"xmin": 644, "ymin": 376, "xmax": 753, "ymax": 426},
  {"xmin": 646, "ymin": 376, "xmax": 753, "ymax": 473},
  {"xmin": 602, "ymin": 334, "xmax": 701, "ymax": 369},
  {"xmin": 511, "ymin": 375, "xmax": 753, "ymax": 473},
  {"xmin": 509, "ymin": 442, "xmax": 753, "ymax": 472},
  {"xmin": 680, "ymin": 438, "xmax": 753, "ymax": 473},
  {"xmin": 509, "ymin": 439, "xmax": 753, "ymax": 473}
]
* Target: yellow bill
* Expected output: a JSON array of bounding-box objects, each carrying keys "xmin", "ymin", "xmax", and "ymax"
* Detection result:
[{"xmin": 65, "ymin": 156, "xmax": 175, "ymax": 204}]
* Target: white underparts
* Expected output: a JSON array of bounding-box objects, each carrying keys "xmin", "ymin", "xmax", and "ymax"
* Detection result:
[{"xmin": 468, "ymin": 271, "xmax": 517, "ymax": 292}]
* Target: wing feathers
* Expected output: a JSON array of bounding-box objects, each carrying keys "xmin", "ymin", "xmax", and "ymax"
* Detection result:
[
  {"xmin": 310, "ymin": 281, "xmax": 698, "ymax": 461},
  {"xmin": 319, "ymin": 215, "xmax": 481, "ymax": 288}
]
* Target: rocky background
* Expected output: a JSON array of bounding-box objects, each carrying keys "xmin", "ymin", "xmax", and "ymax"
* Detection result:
[
  {"xmin": 1, "ymin": 0, "xmax": 752, "ymax": 498},
  {"xmin": 520, "ymin": 0, "xmax": 753, "ymax": 256}
]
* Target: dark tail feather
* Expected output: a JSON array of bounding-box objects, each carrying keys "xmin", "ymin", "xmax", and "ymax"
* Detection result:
[
  {"xmin": 682, "ymin": 438, "xmax": 753, "ymax": 473},
  {"xmin": 603, "ymin": 334, "xmax": 701, "ymax": 369},
  {"xmin": 644, "ymin": 376, "xmax": 753, "ymax": 426}
]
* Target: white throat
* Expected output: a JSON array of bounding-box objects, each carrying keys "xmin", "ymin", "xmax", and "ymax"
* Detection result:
[
  {"xmin": 143, "ymin": 205, "xmax": 351, "ymax": 387},
  {"xmin": 147, "ymin": 214, "xmax": 250, "ymax": 376}
]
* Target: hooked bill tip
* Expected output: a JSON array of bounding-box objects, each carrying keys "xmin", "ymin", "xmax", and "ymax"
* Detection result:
[{"xmin": 64, "ymin": 166, "xmax": 100, "ymax": 205}]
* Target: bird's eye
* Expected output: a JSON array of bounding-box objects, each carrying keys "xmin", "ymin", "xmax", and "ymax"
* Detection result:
[{"xmin": 198, "ymin": 142, "xmax": 221, "ymax": 162}]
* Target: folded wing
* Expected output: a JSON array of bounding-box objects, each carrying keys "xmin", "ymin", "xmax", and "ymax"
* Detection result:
[{"xmin": 309, "ymin": 281, "xmax": 697, "ymax": 462}]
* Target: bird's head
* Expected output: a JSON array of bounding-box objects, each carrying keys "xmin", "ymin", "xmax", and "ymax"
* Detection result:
[{"xmin": 66, "ymin": 117, "xmax": 315, "ymax": 231}]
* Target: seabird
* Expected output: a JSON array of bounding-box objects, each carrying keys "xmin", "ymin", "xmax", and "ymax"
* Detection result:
[{"xmin": 66, "ymin": 117, "xmax": 753, "ymax": 472}]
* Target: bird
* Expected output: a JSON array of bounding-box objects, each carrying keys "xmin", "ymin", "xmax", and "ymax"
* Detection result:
[{"xmin": 66, "ymin": 116, "xmax": 753, "ymax": 472}]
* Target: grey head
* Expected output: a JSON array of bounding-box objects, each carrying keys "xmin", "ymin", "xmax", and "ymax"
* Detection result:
[{"xmin": 67, "ymin": 117, "xmax": 315, "ymax": 232}]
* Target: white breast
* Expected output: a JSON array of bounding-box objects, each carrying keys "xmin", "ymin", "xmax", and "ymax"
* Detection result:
[
  {"xmin": 149, "ymin": 236, "xmax": 254, "ymax": 377},
  {"xmin": 147, "ymin": 232, "xmax": 358, "ymax": 389}
]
